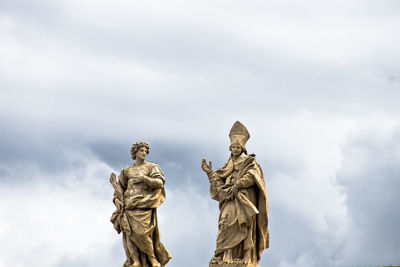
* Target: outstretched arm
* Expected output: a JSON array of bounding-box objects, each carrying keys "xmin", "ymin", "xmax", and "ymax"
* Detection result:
[
  {"xmin": 135, "ymin": 175, "xmax": 164, "ymax": 189},
  {"xmin": 201, "ymin": 158, "xmax": 224, "ymax": 201}
]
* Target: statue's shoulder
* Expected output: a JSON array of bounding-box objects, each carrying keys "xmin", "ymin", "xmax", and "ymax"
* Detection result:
[
  {"xmin": 145, "ymin": 162, "xmax": 163, "ymax": 171},
  {"xmin": 244, "ymin": 153, "xmax": 258, "ymax": 165},
  {"xmin": 145, "ymin": 162, "xmax": 159, "ymax": 168},
  {"xmin": 121, "ymin": 165, "xmax": 133, "ymax": 173},
  {"xmin": 240, "ymin": 153, "xmax": 255, "ymax": 161}
]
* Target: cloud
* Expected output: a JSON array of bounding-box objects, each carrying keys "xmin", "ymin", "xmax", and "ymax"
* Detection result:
[
  {"xmin": 158, "ymin": 187, "xmax": 218, "ymax": 267},
  {"xmin": 0, "ymin": 153, "xmax": 119, "ymax": 267},
  {"xmin": 1, "ymin": 116, "xmax": 400, "ymax": 267},
  {"xmin": 1, "ymin": 0, "xmax": 400, "ymax": 266},
  {"xmin": 2, "ymin": 101, "xmax": 400, "ymax": 267},
  {"xmin": 0, "ymin": 143, "xmax": 220, "ymax": 267},
  {"xmin": 336, "ymin": 128, "xmax": 400, "ymax": 266},
  {"xmin": 1, "ymin": 0, "xmax": 400, "ymax": 128}
]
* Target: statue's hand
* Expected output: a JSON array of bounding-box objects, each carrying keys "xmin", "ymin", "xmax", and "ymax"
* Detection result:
[
  {"xmin": 201, "ymin": 159, "xmax": 213, "ymax": 174},
  {"xmin": 225, "ymin": 187, "xmax": 233, "ymax": 200},
  {"xmin": 124, "ymin": 197, "xmax": 134, "ymax": 209},
  {"xmin": 224, "ymin": 184, "xmax": 238, "ymax": 200},
  {"xmin": 132, "ymin": 176, "xmax": 143, "ymax": 184},
  {"xmin": 232, "ymin": 184, "xmax": 239, "ymax": 197}
]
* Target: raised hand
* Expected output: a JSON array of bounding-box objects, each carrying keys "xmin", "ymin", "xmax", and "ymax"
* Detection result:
[
  {"xmin": 132, "ymin": 176, "xmax": 144, "ymax": 184},
  {"xmin": 201, "ymin": 158, "xmax": 213, "ymax": 174}
]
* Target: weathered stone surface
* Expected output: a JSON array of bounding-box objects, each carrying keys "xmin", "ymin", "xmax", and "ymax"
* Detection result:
[
  {"xmin": 110, "ymin": 141, "xmax": 171, "ymax": 267},
  {"xmin": 202, "ymin": 121, "xmax": 269, "ymax": 266},
  {"xmin": 209, "ymin": 260, "xmax": 259, "ymax": 267}
]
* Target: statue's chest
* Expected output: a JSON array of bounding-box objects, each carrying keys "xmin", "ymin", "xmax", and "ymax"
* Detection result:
[
  {"xmin": 226, "ymin": 163, "xmax": 242, "ymax": 184},
  {"xmin": 125, "ymin": 165, "xmax": 149, "ymax": 178},
  {"xmin": 125, "ymin": 165, "xmax": 151, "ymax": 195}
]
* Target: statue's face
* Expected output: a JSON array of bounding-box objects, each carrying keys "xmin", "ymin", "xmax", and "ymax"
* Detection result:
[
  {"xmin": 136, "ymin": 146, "xmax": 148, "ymax": 161},
  {"xmin": 231, "ymin": 144, "xmax": 243, "ymax": 157}
]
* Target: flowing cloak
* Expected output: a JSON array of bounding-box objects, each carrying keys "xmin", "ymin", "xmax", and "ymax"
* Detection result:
[
  {"xmin": 209, "ymin": 154, "xmax": 269, "ymax": 262},
  {"xmin": 111, "ymin": 162, "xmax": 171, "ymax": 265}
]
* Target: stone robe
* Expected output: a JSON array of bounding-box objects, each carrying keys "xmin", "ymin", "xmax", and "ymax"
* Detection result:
[
  {"xmin": 208, "ymin": 153, "xmax": 269, "ymax": 263},
  {"xmin": 111, "ymin": 162, "xmax": 171, "ymax": 267}
]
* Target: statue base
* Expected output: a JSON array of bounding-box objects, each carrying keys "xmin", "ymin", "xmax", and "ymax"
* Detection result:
[{"xmin": 209, "ymin": 260, "xmax": 259, "ymax": 267}]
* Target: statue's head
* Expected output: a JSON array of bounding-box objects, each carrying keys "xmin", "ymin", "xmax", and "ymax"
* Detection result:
[
  {"xmin": 229, "ymin": 143, "xmax": 247, "ymax": 157},
  {"xmin": 131, "ymin": 141, "xmax": 150, "ymax": 160},
  {"xmin": 229, "ymin": 121, "xmax": 250, "ymax": 157}
]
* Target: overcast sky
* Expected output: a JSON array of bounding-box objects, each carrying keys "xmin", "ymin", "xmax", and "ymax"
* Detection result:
[{"xmin": 1, "ymin": 1, "xmax": 400, "ymax": 267}]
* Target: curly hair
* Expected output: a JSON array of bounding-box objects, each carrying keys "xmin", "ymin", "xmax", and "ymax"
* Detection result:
[{"xmin": 131, "ymin": 141, "xmax": 150, "ymax": 160}]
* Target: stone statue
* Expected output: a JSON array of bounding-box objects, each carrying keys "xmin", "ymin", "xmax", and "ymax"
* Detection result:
[
  {"xmin": 202, "ymin": 121, "xmax": 269, "ymax": 267},
  {"xmin": 110, "ymin": 141, "xmax": 171, "ymax": 267}
]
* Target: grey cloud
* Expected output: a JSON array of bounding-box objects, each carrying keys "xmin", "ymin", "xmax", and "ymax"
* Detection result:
[
  {"xmin": 0, "ymin": 116, "xmax": 93, "ymax": 180},
  {"xmin": 1, "ymin": 0, "xmax": 400, "ymax": 266},
  {"xmin": 0, "ymin": 0, "xmax": 63, "ymax": 26},
  {"xmin": 261, "ymin": 204, "xmax": 318, "ymax": 266},
  {"xmin": 88, "ymin": 139, "xmax": 226, "ymax": 192},
  {"xmin": 1, "ymin": 116, "xmax": 399, "ymax": 267},
  {"xmin": 336, "ymin": 130, "xmax": 400, "ymax": 266},
  {"xmin": 87, "ymin": 140, "xmax": 129, "ymax": 171}
]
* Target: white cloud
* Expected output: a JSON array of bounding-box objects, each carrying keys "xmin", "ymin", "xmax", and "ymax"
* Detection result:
[
  {"xmin": 0, "ymin": 155, "xmax": 119, "ymax": 267},
  {"xmin": 1, "ymin": 0, "xmax": 400, "ymax": 266},
  {"xmin": 0, "ymin": 151, "xmax": 219, "ymax": 267}
]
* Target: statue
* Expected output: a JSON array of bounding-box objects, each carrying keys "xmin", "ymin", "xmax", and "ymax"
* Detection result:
[
  {"xmin": 110, "ymin": 141, "xmax": 171, "ymax": 267},
  {"xmin": 201, "ymin": 121, "xmax": 269, "ymax": 267}
]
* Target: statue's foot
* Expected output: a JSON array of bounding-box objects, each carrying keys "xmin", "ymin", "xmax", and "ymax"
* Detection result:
[
  {"xmin": 243, "ymin": 250, "xmax": 252, "ymax": 264},
  {"xmin": 210, "ymin": 256, "xmax": 222, "ymax": 263},
  {"xmin": 222, "ymin": 249, "xmax": 234, "ymax": 263}
]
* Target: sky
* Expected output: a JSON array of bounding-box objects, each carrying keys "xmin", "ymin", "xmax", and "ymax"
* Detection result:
[{"xmin": 0, "ymin": 0, "xmax": 400, "ymax": 266}]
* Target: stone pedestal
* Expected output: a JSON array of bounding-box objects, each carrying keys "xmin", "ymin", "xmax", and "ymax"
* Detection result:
[{"xmin": 209, "ymin": 260, "xmax": 259, "ymax": 267}]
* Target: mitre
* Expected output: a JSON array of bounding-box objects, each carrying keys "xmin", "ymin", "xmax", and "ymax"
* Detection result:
[{"xmin": 229, "ymin": 121, "xmax": 250, "ymax": 147}]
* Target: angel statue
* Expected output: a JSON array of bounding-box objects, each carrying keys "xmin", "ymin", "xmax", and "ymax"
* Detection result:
[
  {"xmin": 110, "ymin": 141, "xmax": 171, "ymax": 267},
  {"xmin": 201, "ymin": 121, "xmax": 269, "ymax": 267}
]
